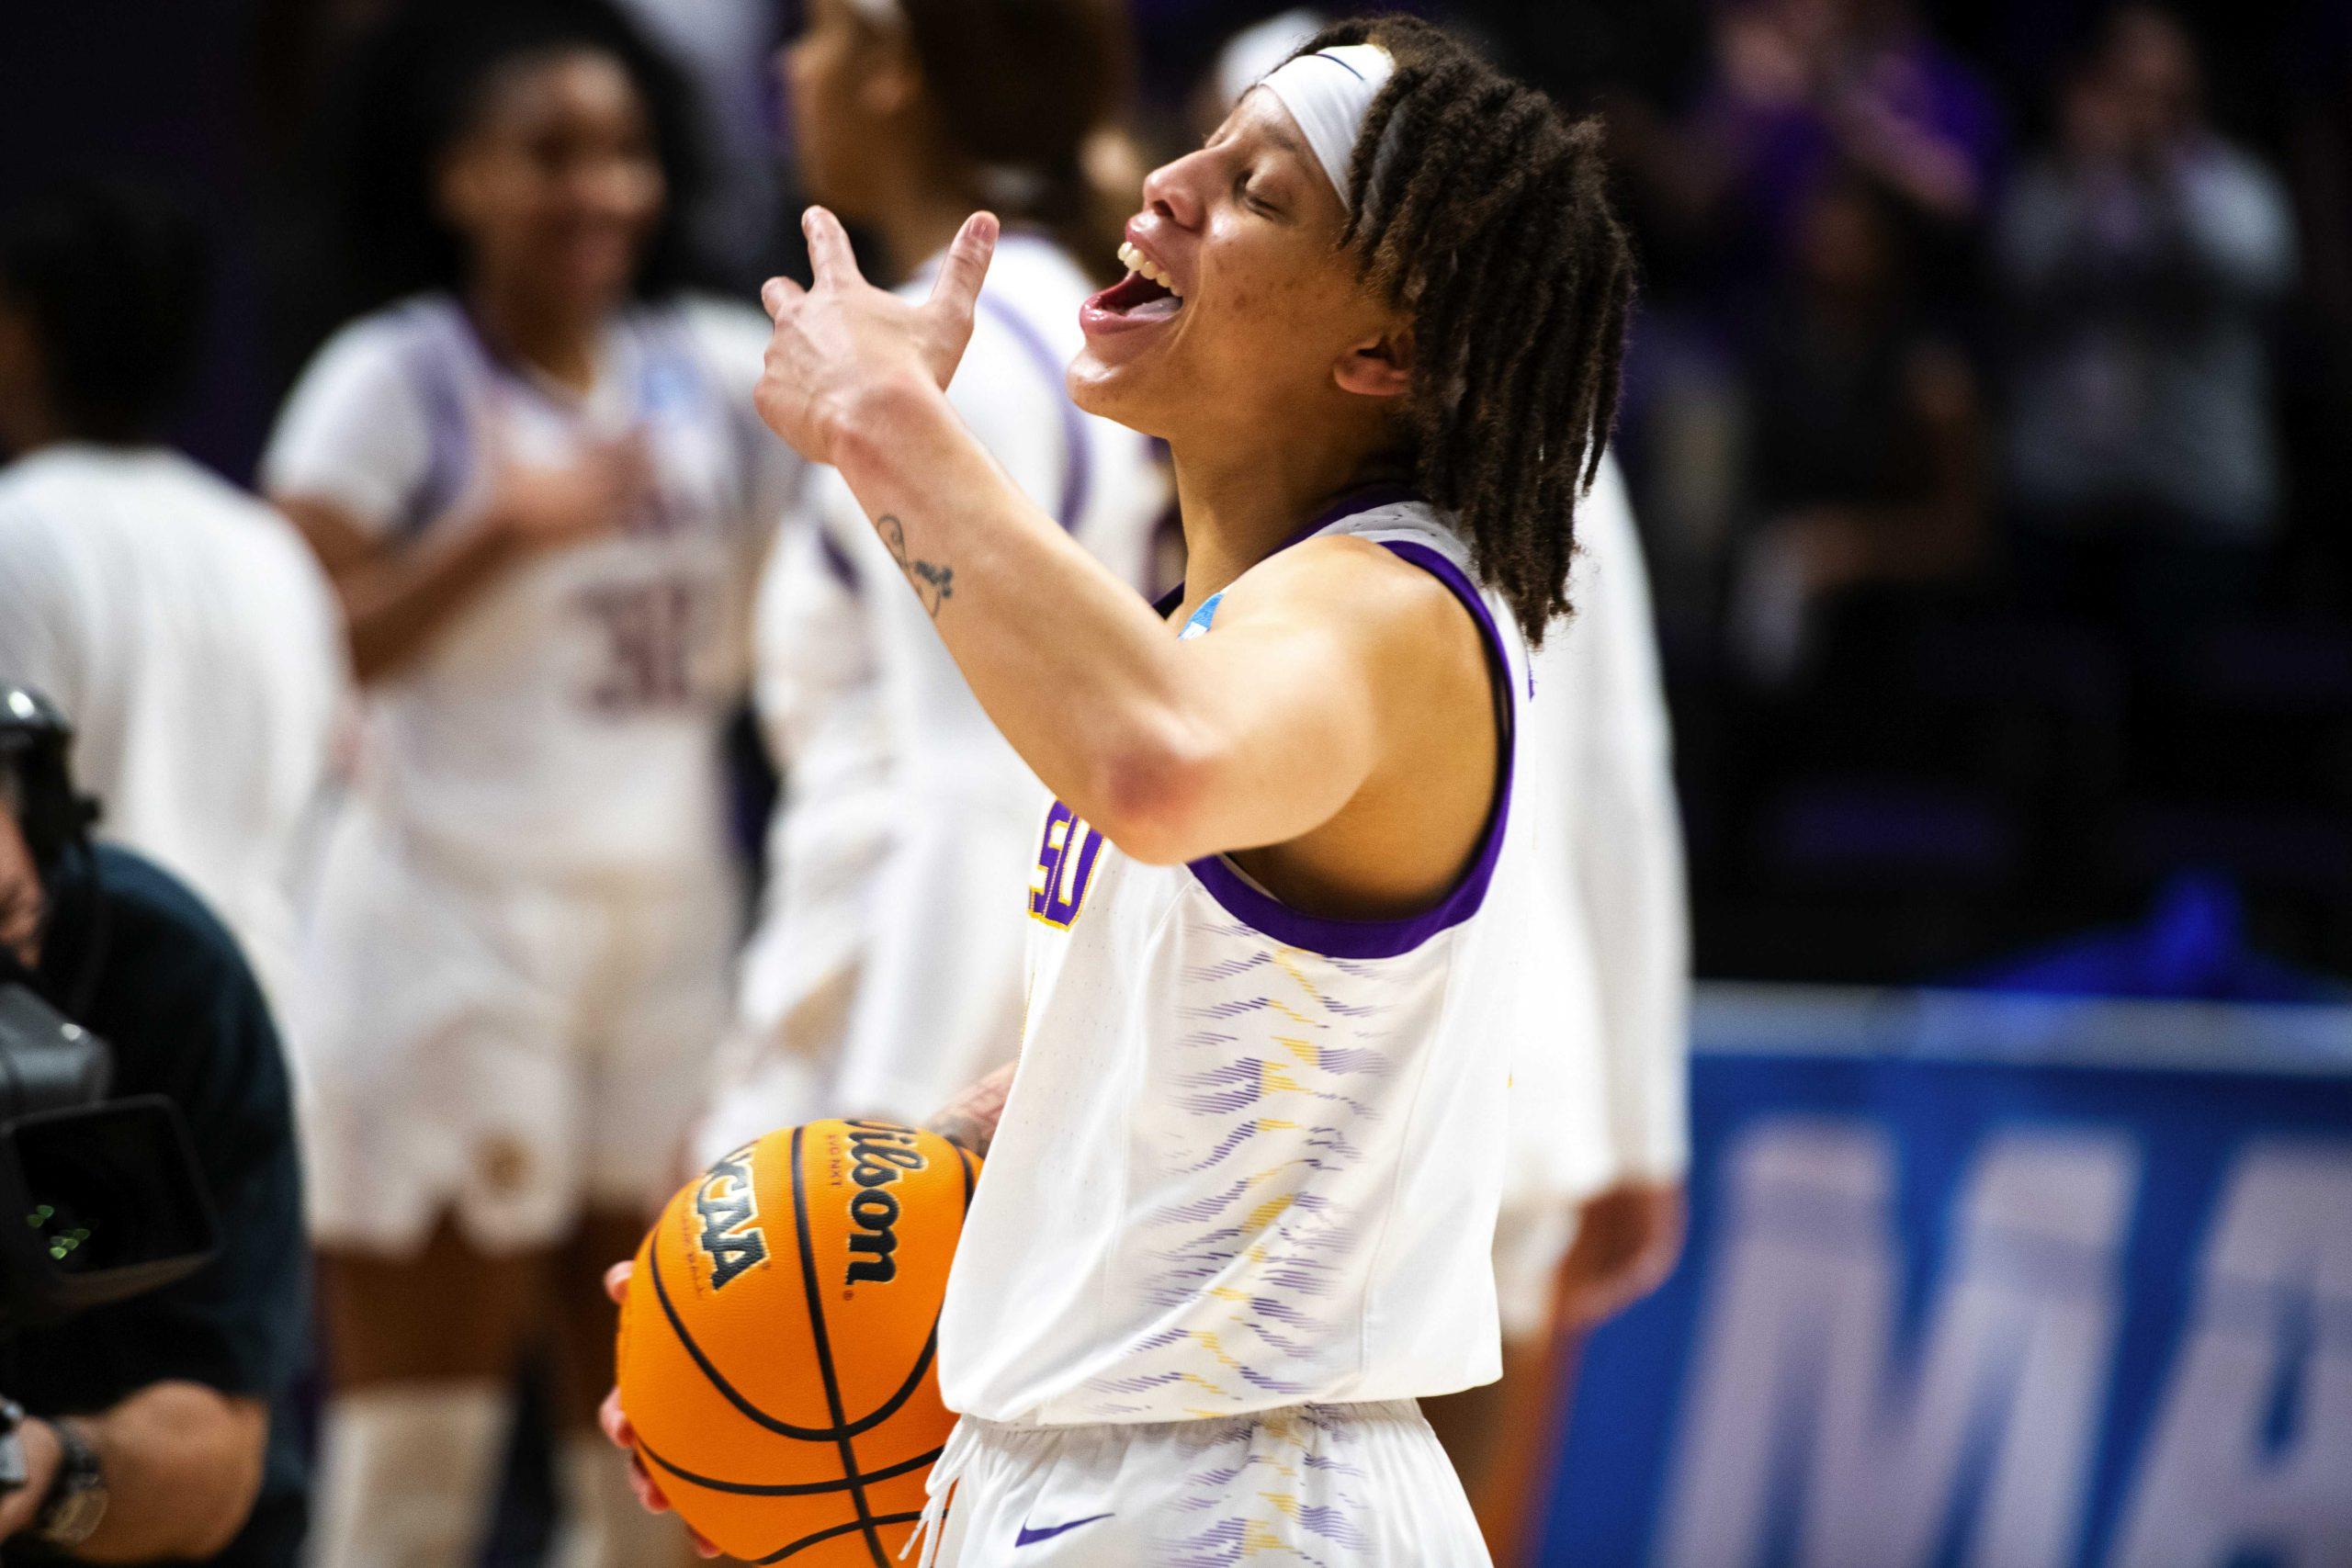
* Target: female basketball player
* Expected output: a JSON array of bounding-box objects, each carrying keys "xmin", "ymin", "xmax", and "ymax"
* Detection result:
[
  {"xmin": 693, "ymin": 0, "xmax": 1166, "ymax": 1166},
  {"xmin": 262, "ymin": 4, "xmax": 792, "ymax": 1563},
  {"xmin": 611, "ymin": 14, "xmax": 1633, "ymax": 1563}
]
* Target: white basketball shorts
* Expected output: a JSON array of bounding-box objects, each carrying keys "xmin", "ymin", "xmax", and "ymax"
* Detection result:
[
  {"xmin": 291, "ymin": 805, "xmax": 735, "ymax": 1254},
  {"xmin": 910, "ymin": 1401, "xmax": 1491, "ymax": 1567}
]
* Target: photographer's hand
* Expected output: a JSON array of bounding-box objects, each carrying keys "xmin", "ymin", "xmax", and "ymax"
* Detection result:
[
  {"xmin": 0, "ymin": 1384, "xmax": 264, "ymax": 1561},
  {"xmin": 0, "ymin": 1416, "xmax": 62, "ymax": 1540}
]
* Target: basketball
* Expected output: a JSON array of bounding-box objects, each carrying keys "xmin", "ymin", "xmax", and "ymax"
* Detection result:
[{"xmin": 616, "ymin": 1120, "xmax": 977, "ymax": 1565}]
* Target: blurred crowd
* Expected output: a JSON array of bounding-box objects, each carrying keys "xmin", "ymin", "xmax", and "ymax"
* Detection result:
[
  {"xmin": 1564, "ymin": 0, "xmax": 2351, "ymax": 987},
  {"xmin": 4, "ymin": 0, "xmax": 2347, "ymax": 989}
]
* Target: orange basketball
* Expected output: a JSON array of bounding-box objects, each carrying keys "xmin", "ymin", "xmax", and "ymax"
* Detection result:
[{"xmin": 616, "ymin": 1120, "xmax": 977, "ymax": 1564}]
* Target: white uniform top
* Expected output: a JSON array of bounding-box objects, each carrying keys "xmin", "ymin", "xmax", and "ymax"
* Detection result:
[
  {"xmin": 261, "ymin": 294, "xmax": 793, "ymax": 883},
  {"xmin": 719, "ymin": 233, "xmax": 1166, "ymax": 1133},
  {"xmin": 0, "ymin": 444, "xmax": 345, "ymax": 1010},
  {"xmin": 1509, "ymin": 456, "xmax": 1690, "ymax": 1209},
  {"xmin": 940, "ymin": 490, "xmax": 1529, "ymax": 1425},
  {"xmin": 708, "ymin": 523, "xmax": 893, "ymax": 1132}
]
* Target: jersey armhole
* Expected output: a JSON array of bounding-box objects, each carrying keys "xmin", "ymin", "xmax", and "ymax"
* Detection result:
[{"xmin": 1182, "ymin": 538, "xmax": 1517, "ymax": 960}]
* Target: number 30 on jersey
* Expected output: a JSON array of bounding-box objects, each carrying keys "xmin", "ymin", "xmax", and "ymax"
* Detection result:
[{"xmin": 1029, "ymin": 799, "xmax": 1104, "ymax": 929}]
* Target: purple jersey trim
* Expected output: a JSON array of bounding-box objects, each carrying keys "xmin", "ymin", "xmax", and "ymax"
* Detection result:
[
  {"xmin": 975, "ymin": 293, "xmax": 1091, "ymax": 534},
  {"xmin": 1183, "ymin": 535, "xmax": 1516, "ymax": 960},
  {"xmin": 397, "ymin": 304, "xmax": 472, "ymax": 541},
  {"xmin": 817, "ymin": 529, "xmax": 863, "ymax": 591},
  {"xmin": 1284, "ymin": 481, "xmax": 1420, "ymax": 550}
]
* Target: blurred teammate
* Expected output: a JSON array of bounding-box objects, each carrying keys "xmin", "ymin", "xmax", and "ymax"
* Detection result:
[
  {"xmin": 260, "ymin": 4, "xmax": 792, "ymax": 1563},
  {"xmin": 614, "ymin": 14, "xmax": 1635, "ymax": 1562},
  {"xmin": 694, "ymin": 0, "xmax": 1164, "ymax": 1159},
  {"xmin": 0, "ymin": 182, "xmax": 344, "ymax": 1018},
  {"xmin": 1427, "ymin": 456, "xmax": 1691, "ymax": 1562}
]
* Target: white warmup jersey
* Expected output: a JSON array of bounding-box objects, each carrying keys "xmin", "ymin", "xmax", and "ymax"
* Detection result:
[
  {"xmin": 695, "ymin": 520, "xmax": 892, "ymax": 1157},
  {"xmin": 1495, "ymin": 456, "xmax": 1691, "ymax": 1334},
  {"xmin": 263, "ymin": 294, "xmax": 793, "ymax": 1251},
  {"xmin": 263, "ymin": 294, "xmax": 794, "ymax": 878},
  {"xmin": 704, "ymin": 232, "xmax": 1167, "ymax": 1151},
  {"xmin": 939, "ymin": 489, "xmax": 1529, "ymax": 1426},
  {"xmin": 0, "ymin": 445, "xmax": 345, "ymax": 1012}
]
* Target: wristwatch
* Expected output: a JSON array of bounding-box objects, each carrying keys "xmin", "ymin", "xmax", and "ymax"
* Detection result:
[
  {"xmin": 33, "ymin": 1418, "xmax": 107, "ymax": 1549},
  {"xmin": 0, "ymin": 1398, "xmax": 26, "ymax": 1493}
]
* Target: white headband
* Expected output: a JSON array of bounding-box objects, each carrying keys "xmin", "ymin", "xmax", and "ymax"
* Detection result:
[
  {"xmin": 1214, "ymin": 9, "xmax": 1327, "ymax": 109},
  {"xmin": 840, "ymin": 0, "xmax": 902, "ymax": 25},
  {"xmin": 1255, "ymin": 43, "xmax": 1394, "ymax": 211}
]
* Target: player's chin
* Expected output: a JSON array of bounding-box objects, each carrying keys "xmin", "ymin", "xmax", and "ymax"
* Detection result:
[
  {"xmin": 1067, "ymin": 346, "xmax": 1170, "ymax": 435},
  {"xmin": 538, "ymin": 232, "xmax": 644, "ymax": 311}
]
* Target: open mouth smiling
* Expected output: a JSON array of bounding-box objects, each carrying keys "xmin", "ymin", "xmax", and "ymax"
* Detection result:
[{"xmin": 1081, "ymin": 237, "xmax": 1187, "ymax": 336}]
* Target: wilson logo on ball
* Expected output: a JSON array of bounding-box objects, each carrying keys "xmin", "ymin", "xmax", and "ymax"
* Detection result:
[
  {"xmin": 843, "ymin": 1121, "xmax": 928, "ymax": 1286},
  {"xmin": 617, "ymin": 1122, "xmax": 978, "ymax": 1562},
  {"xmin": 693, "ymin": 1144, "xmax": 770, "ymax": 1290}
]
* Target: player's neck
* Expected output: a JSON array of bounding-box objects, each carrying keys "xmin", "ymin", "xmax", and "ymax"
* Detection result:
[
  {"xmin": 867, "ymin": 179, "xmax": 984, "ymax": 288},
  {"xmin": 465, "ymin": 278, "xmax": 605, "ymax": 396},
  {"xmin": 1170, "ymin": 438, "xmax": 1404, "ymax": 612}
]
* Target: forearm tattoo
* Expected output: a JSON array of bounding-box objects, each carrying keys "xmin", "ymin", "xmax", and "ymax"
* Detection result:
[
  {"xmin": 927, "ymin": 1065, "xmax": 1013, "ymax": 1158},
  {"xmin": 877, "ymin": 514, "xmax": 954, "ymax": 618}
]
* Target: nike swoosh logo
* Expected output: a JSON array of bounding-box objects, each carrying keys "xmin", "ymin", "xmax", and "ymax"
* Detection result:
[{"xmin": 1014, "ymin": 1513, "xmax": 1114, "ymax": 1547}]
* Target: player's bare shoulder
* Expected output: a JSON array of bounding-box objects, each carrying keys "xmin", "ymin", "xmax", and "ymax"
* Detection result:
[{"xmin": 1214, "ymin": 533, "xmax": 1497, "ymax": 730}]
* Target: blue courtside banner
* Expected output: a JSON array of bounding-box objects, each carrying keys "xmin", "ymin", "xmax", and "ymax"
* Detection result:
[{"xmin": 1541, "ymin": 987, "xmax": 2352, "ymax": 1568}]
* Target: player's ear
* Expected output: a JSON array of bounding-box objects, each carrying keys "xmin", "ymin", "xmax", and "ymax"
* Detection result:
[
  {"xmin": 1334, "ymin": 322, "xmax": 1414, "ymax": 400},
  {"xmin": 861, "ymin": 23, "xmax": 924, "ymax": 118},
  {"xmin": 433, "ymin": 142, "xmax": 491, "ymax": 234}
]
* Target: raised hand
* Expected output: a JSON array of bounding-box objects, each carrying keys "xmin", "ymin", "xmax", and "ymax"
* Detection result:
[{"xmin": 754, "ymin": 206, "xmax": 999, "ymax": 467}]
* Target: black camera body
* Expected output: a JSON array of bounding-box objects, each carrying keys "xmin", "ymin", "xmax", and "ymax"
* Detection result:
[
  {"xmin": 0, "ymin": 984, "xmax": 220, "ymax": 1332},
  {"xmin": 0, "ymin": 686, "xmax": 218, "ymax": 1332}
]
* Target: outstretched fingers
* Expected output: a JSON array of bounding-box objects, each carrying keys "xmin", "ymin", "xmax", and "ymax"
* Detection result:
[
  {"xmin": 926, "ymin": 210, "xmax": 1001, "ymax": 320},
  {"xmin": 761, "ymin": 276, "xmax": 805, "ymax": 321},
  {"xmin": 801, "ymin": 206, "xmax": 864, "ymax": 288}
]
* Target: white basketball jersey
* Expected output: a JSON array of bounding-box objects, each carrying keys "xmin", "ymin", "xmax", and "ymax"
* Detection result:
[
  {"xmin": 1507, "ymin": 456, "xmax": 1690, "ymax": 1210},
  {"xmin": 938, "ymin": 490, "xmax": 1530, "ymax": 1425},
  {"xmin": 263, "ymin": 294, "xmax": 792, "ymax": 880},
  {"xmin": 0, "ymin": 445, "xmax": 345, "ymax": 1013}
]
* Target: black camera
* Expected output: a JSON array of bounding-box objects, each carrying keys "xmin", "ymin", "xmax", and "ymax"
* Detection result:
[{"xmin": 0, "ymin": 686, "xmax": 218, "ymax": 1332}]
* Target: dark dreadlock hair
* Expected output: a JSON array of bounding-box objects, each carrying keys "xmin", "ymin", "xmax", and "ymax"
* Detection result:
[{"xmin": 1295, "ymin": 16, "xmax": 1634, "ymax": 644}]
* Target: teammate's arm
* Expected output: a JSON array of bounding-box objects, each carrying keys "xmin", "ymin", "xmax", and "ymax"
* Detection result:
[
  {"xmin": 758, "ymin": 209, "xmax": 1467, "ymax": 868},
  {"xmin": 1550, "ymin": 465, "xmax": 1690, "ymax": 1329},
  {"xmin": 277, "ymin": 433, "xmax": 650, "ymax": 684},
  {"xmin": 926, "ymin": 1063, "xmax": 1014, "ymax": 1158}
]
